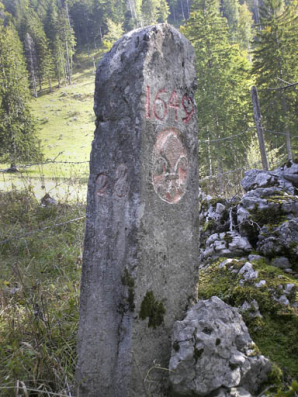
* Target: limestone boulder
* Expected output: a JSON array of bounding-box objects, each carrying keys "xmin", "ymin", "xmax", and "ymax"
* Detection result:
[
  {"xmin": 169, "ymin": 297, "xmax": 271, "ymax": 396},
  {"xmin": 200, "ymin": 231, "xmax": 252, "ymax": 261},
  {"xmin": 257, "ymin": 218, "xmax": 298, "ymax": 267},
  {"xmin": 237, "ymin": 187, "xmax": 298, "ymax": 245},
  {"xmin": 241, "ymin": 169, "xmax": 280, "ymax": 192},
  {"xmin": 241, "ymin": 168, "xmax": 295, "ymax": 194},
  {"xmin": 273, "ymin": 160, "xmax": 298, "ymax": 189},
  {"xmin": 199, "ymin": 197, "xmax": 240, "ymax": 244}
]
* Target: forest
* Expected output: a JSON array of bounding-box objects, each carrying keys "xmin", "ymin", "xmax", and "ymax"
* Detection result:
[
  {"xmin": 0, "ymin": 0, "xmax": 298, "ymax": 192},
  {"xmin": 1, "ymin": 0, "xmax": 298, "ymax": 396}
]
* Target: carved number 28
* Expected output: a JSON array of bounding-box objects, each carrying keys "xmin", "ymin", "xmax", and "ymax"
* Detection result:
[{"xmin": 146, "ymin": 87, "xmax": 194, "ymax": 124}]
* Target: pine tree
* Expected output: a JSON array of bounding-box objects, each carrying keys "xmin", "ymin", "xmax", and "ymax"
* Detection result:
[
  {"xmin": 59, "ymin": 0, "xmax": 76, "ymax": 85},
  {"xmin": 181, "ymin": 0, "xmax": 252, "ymax": 181},
  {"xmin": 69, "ymin": 0, "xmax": 92, "ymax": 49},
  {"xmin": 141, "ymin": 0, "xmax": 159, "ymax": 25},
  {"xmin": 252, "ymin": 0, "xmax": 298, "ymax": 160},
  {"xmin": 236, "ymin": 3, "xmax": 254, "ymax": 54},
  {"xmin": 221, "ymin": 0, "xmax": 239, "ymax": 38},
  {"xmin": 102, "ymin": 18, "xmax": 124, "ymax": 50},
  {"xmin": 24, "ymin": 32, "xmax": 38, "ymax": 97},
  {"xmin": 24, "ymin": 7, "xmax": 55, "ymax": 93},
  {"xmin": 0, "ymin": 21, "xmax": 41, "ymax": 167},
  {"xmin": 44, "ymin": 0, "xmax": 65, "ymax": 87},
  {"xmin": 158, "ymin": 0, "xmax": 170, "ymax": 22}
]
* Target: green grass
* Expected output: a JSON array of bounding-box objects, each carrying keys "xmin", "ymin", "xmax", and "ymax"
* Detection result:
[
  {"xmin": 0, "ymin": 49, "xmax": 106, "ymax": 201},
  {"xmin": 0, "ymin": 187, "xmax": 85, "ymax": 396},
  {"xmin": 31, "ymin": 49, "xmax": 105, "ymax": 168},
  {"xmin": 198, "ymin": 257, "xmax": 298, "ymax": 389}
]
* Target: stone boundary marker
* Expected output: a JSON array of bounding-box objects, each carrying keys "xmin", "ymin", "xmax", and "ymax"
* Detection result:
[{"xmin": 76, "ymin": 24, "xmax": 199, "ymax": 397}]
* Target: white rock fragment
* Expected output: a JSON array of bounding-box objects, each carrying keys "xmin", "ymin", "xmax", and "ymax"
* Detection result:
[
  {"xmin": 255, "ymin": 280, "xmax": 266, "ymax": 288},
  {"xmin": 169, "ymin": 297, "xmax": 271, "ymax": 396}
]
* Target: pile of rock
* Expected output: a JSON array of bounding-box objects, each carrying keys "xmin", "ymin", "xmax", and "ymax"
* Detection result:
[
  {"xmin": 200, "ymin": 160, "xmax": 298, "ymax": 274},
  {"xmin": 168, "ymin": 161, "xmax": 298, "ymax": 397}
]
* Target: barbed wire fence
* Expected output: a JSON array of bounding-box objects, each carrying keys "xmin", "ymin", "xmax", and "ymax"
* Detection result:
[{"xmin": 1, "ymin": 83, "xmax": 298, "ymax": 203}]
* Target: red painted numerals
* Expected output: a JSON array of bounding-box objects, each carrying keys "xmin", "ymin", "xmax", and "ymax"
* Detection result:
[{"xmin": 146, "ymin": 86, "xmax": 194, "ymax": 124}]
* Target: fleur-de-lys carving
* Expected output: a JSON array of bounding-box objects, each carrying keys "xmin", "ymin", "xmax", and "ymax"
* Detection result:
[{"xmin": 152, "ymin": 128, "xmax": 188, "ymax": 204}]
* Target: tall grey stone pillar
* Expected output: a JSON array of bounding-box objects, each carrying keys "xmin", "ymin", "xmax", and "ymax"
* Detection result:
[{"xmin": 76, "ymin": 24, "xmax": 199, "ymax": 397}]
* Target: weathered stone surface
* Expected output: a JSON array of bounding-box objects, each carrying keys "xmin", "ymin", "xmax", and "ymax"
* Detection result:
[
  {"xmin": 214, "ymin": 387, "xmax": 253, "ymax": 397},
  {"xmin": 238, "ymin": 262, "xmax": 258, "ymax": 285},
  {"xmin": 201, "ymin": 231, "xmax": 252, "ymax": 260},
  {"xmin": 241, "ymin": 169, "xmax": 279, "ymax": 192},
  {"xmin": 271, "ymin": 256, "xmax": 291, "ymax": 269},
  {"xmin": 241, "ymin": 164, "xmax": 298, "ymax": 195},
  {"xmin": 76, "ymin": 24, "xmax": 199, "ymax": 397},
  {"xmin": 257, "ymin": 218, "xmax": 298, "ymax": 265},
  {"xmin": 273, "ymin": 160, "xmax": 298, "ymax": 188},
  {"xmin": 169, "ymin": 297, "xmax": 271, "ymax": 396}
]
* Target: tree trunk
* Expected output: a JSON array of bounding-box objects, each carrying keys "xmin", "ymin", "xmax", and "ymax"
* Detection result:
[{"xmin": 281, "ymin": 95, "xmax": 292, "ymax": 160}]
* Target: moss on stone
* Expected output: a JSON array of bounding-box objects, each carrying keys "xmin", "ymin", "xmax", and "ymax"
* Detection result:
[
  {"xmin": 197, "ymin": 257, "xmax": 298, "ymax": 381},
  {"xmin": 208, "ymin": 197, "xmax": 226, "ymax": 207},
  {"xmin": 202, "ymin": 220, "xmax": 215, "ymax": 233},
  {"xmin": 223, "ymin": 232, "xmax": 233, "ymax": 248},
  {"xmin": 249, "ymin": 204, "xmax": 288, "ymax": 229},
  {"xmin": 121, "ymin": 269, "xmax": 135, "ymax": 311},
  {"xmin": 139, "ymin": 291, "xmax": 165, "ymax": 329}
]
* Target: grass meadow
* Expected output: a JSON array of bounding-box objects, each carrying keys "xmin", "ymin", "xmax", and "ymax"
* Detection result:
[{"xmin": 0, "ymin": 49, "xmax": 104, "ymax": 396}]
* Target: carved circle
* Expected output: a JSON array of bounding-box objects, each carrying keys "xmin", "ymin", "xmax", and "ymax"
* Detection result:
[
  {"xmin": 95, "ymin": 173, "xmax": 109, "ymax": 196},
  {"xmin": 152, "ymin": 128, "xmax": 188, "ymax": 204}
]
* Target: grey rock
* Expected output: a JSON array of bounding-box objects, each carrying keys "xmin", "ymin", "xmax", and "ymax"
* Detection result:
[
  {"xmin": 275, "ymin": 295, "xmax": 290, "ymax": 306},
  {"xmin": 76, "ymin": 24, "xmax": 199, "ymax": 397},
  {"xmin": 255, "ymin": 280, "xmax": 266, "ymax": 288},
  {"xmin": 229, "ymin": 387, "xmax": 253, "ymax": 397},
  {"xmin": 169, "ymin": 297, "xmax": 271, "ymax": 396},
  {"xmin": 271, "ymin": 256, "xmax": 291, "ymax": 269},
  {"xmin": 248, "ymin": 254, "xmax": 268, "ymax": 263},
  {"xmin": 241, "ymin": 169, "xmax": 279, "ymax": 192},
  {"xmin": 239, "ymin": 262, "xmax": 258, "ymax": 284},
  {"xmin": 273, "ymin": 160, "xmax": 298, "ymax": 188},
  {"xmin": 285, "ymin": 283, "xmax": 295, "ymax": 294},
  {"xmin": 240, "ymin": 300, "xmax": 262, "ymax": 318},
  {"xmin": 219, "ymin": 258, "xmax": 236, "ymax": 269},
  {"xmin": 257, "ymin": 218, "xmax": 298, "ymax": 264},
  {"xmin": 40, "ymin": 193, "xmax": 57, "ymax": 207},
  {"xmin": 237, "ymin": 207, "xmax": 250, "ymax": 224},
  {"xmin": 216, "ymin": 202, "xmax": 226, "ymax": 214},
  {"xmin": 212, "ymin": 387, "xmax": 253, "ymax": 397},
  {"xmin": 202, "ymin": 232, "xmax": 252, "ymax": 260},
  {"xmin": 241, "ymin": 168, "xmax": 296, "ymax": 194}
]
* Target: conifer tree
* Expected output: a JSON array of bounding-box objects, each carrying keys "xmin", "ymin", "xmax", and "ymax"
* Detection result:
[
  {"xmin": 0, "ymin": 21, "xmax": 41, "ymax": 167},
  {"xmin": 102, "ymin": 18, "xmax": 124, "ymax": 50},
  {"xmin": 158, "ymin": 0, "xmax": 170, "ymax": 22},
  {"xmin": 24, "ymin": 32, "xmax": 38, "ymax": 97},
  {"xmin": 252, "ymin": 0, "xmax": 298, "ymax": 159},
  {"xmin": 221, "ymin": 0, "xmax": 239, "ymax": 38},
  {"xmin": 236, "ymin": 2, "xmax": 254, "ymax": 54},
  {"xmin": 24, "ymin": 8, "xmax": 54, "ymax": 92},
  {"xmin": 182, "ymin": 0, "xmax": 252, "ymax": 179},
  {"xmin": 59, "ymin": 0, "xmax": 76, "ymax": 85},
  {"xmin": 44, "ymin": 0, "xmax": 65, "ymax": 87},
  {"xmin": 141, "ymin": 0, "xmax": 159, "ymax": 24}
]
